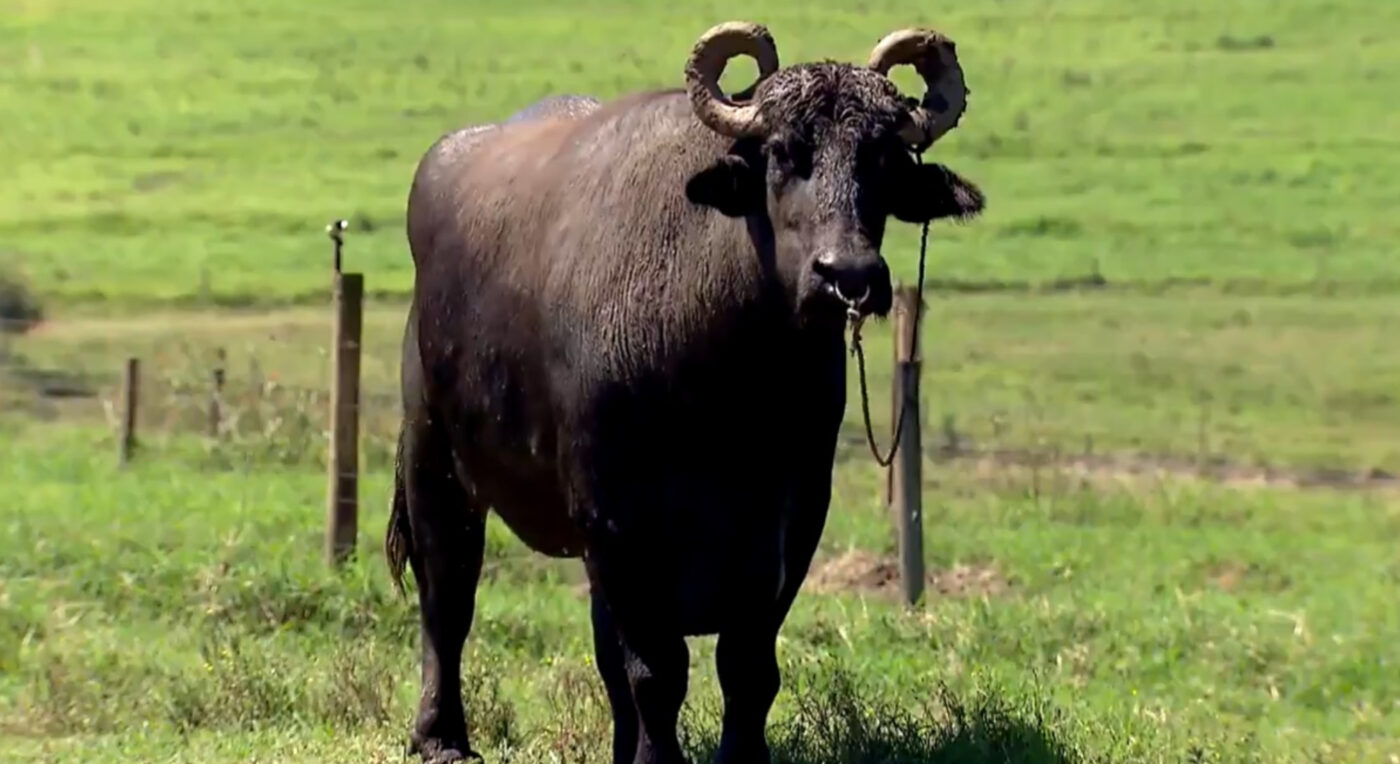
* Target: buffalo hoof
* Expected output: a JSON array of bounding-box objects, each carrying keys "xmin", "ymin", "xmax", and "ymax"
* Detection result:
[
  {"xmin": 408, "ymin": 737, "xmax": 483, "ymax": 764},
  {"xmin": 430, "ymin": 749, "xmax": 482, "ymax": 764},
  {"xmin": 716, "ymin": 741, "xmax": 770, "ymax": 764}
]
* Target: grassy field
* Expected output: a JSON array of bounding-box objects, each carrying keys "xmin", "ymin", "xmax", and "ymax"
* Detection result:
[
  {"xmin": 2, "ymin": 424, "xmax": 1397, "ymax": 763},
  {"xmin": 4, "ymin": 0, "xmax": 1400, "ymax": 305},
  {"xmin": 3, "ymin": 0, "xmax": 1400, "ymax": 761}
]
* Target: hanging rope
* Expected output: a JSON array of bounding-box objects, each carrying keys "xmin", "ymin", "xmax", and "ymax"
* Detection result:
[{"xmin": 848, "ymin": 151, "xmax": 932, "ymax": 467}]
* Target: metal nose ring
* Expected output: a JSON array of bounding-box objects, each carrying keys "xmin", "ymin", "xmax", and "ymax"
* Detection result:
[{"xmin": 835, "ymin": 282, "xmax": 870, "ymax": 309}]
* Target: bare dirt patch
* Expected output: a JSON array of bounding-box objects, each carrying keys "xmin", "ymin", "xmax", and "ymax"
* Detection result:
[
  {"xmin": 803, "ymin": 549, "xmax": 1011, "ymax": 600},
  {"xmin": 1208, "ymin": 561, "xmax": 1247, "ymax": 593},
  {"xmin": 919, "ymin": 440, "xmax": 1397, "ymax": 494},
  {"xmin": 993, "ymin": 449, "xmax": 1398, "ymax": 492},
  {"xmin": 1198, "ymin": 559, "xmax": 1292, "ymax": 594},
  {"xmin": 839, "ymin": 425, "xmax": 1399, "ymax": 494}
]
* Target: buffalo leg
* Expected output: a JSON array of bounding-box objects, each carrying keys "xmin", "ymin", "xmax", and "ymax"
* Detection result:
[
  {"xmin": 403, "ymin": 417, "xmax": 486, "ymax": 764},
  {"xmin": 715, "ymin": 445, "xmax": 833, "ymax": 763},
  {"xmin": 714, "ymin": 628, "xmax": 781, "ymax": 763},
  {"xmin": 591, "ymin": 589, "xmax": 640, "ymax": 764},
  {"xmin": 622, "ymin": 626, "xmax": 690, "ymax": 764},
  {"xmin": 588, "ymin": 561, "xmax": 689, "ymax": 764}
]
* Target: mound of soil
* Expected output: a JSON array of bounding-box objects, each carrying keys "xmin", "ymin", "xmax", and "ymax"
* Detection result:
[
  {"xmin": 566, "ymin": 549, "xmax": 1011, "ymax": 602},
  {"xmin": 803, "ymin": 549, "xmax": 1010, "ymax": 600}
]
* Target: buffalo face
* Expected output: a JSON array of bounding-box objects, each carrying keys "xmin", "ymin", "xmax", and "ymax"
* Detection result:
[{"xmin": 683, "ymin": 22, "xmax": 985, "ymax": 319}]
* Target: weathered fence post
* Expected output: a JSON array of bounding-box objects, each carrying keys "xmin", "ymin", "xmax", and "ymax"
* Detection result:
[
  {"xmin": 118, "ymin": 357, "xmax": 140, "ymax": 467},
  {"xmin": 208, "ymin": 347, "xmax": 225, "ymax": 437},
  {"xmin": 889, "ymin": 285, "xmax": 925, "ymax": 607},
  {"xmin": 325, "ymin": 219, "xmax": 362, "ymax": 567}
]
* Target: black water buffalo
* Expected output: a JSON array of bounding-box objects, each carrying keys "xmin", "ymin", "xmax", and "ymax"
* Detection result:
[{"xmin": 386, "ymin": 21, "xmax": 985, "ymax": 764}]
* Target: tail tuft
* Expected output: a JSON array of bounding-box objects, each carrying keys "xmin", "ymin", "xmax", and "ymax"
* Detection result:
[{"xmin": 385, "ymin": 436, "xmax": 413, "ymax": 597}]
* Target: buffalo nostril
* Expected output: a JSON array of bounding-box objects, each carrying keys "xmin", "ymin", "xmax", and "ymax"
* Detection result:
[
  {"xmin": 838, "ymin": 274, "xmax": 872, "ymax": 306},
  {"xmin": 815, "ymin": 257, "xmax": 881, "ymax": 307}
]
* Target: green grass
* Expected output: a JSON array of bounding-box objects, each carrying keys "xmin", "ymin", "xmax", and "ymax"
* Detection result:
[
  {"xmin": 1, "ymin": 423, "xmax": 1397, "ymax": 763},
  {"xmin": 4, "ymin": 0, "xmax": 1400, "ymax": 306}
]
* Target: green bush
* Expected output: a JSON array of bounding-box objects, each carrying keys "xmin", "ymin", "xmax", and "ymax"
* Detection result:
[{"xmin": 0, "ymin": 267, "xmax": 43, "ymax": 334}]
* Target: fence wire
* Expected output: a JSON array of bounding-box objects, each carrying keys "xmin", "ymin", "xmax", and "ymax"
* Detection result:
[
  {"xmin": 2, "ymin": 315, "xmax": 405, "ymax": 471},
  {"xmin": 6, "ymin": 312, "xmax": 1391, "ymax": 493}
]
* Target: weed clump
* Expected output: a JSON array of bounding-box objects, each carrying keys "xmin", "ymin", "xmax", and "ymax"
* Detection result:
[
  {"xmin": 675, "ymin": 657, "xmax": 1086, "ymax": 764},
  {"xmin": 766, "ymin": 662, "xmax": 1083, "ymax": 764}
]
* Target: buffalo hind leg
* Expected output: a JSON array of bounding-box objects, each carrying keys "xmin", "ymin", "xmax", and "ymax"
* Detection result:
[{"xmin": 402, "ymin": 417, "xmax": 487, "ymax": 764}]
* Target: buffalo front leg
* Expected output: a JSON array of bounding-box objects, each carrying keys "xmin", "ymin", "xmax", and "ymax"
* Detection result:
[
  {"xmin": 402, "ymin": 417, "xmax": 487, "ymax": 764},
  {"xmin": 587, "ymin": 563, "xmax": 691, "ymax": 764},
  {"xmin": 714, "ymin": 628, "xmax": 781, "ymax": 764},
  {"xmin": 623, "ymin": 626, "xmax": 691, "ymax": 764},
  {"xmin": 590, "ymin": 589, "xmax": 639, "ymax": 764},
  {"xmin": 715, "ymin": 471, "xmax": 830, "ymax": 762}
]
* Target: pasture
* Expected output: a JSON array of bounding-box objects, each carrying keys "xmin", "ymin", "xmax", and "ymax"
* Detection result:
[{"xmin": 2, "ymin": 0, "xmax": 1398, "ymax": 762}]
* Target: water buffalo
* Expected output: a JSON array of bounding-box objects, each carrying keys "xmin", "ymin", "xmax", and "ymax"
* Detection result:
[{"xmin": 386, "ymin": 20, "xmax": 985, "ymax": 764}]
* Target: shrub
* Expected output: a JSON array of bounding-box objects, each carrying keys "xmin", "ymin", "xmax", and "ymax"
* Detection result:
[{"xmin": 0, "ymin": 267, "xmax": 42, "ymax": 334}]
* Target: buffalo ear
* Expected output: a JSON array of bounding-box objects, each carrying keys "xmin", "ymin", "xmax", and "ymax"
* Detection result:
[
  {"xmin": 686, "ymin": 155, "xmax": 764, "ymax": 217},
  {"xmin": 889, "ymin": 162, "xmax": 986, "ymax": 224}
]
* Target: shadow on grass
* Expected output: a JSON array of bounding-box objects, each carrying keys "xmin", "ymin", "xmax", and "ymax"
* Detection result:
[{"xmin": 684, "ymin": 662, "xmax": 1082, "ymax": 764}]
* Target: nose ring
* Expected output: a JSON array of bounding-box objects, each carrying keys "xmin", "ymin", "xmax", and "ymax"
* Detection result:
[{"xmin": 834, "ymin": 282, "xmax": 870, "ymax": 309}]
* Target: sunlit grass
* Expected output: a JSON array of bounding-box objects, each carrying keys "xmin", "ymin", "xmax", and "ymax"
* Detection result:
[{"xmin": 4, "ymin": 0, "xmax": 1400, "ymax": 305}]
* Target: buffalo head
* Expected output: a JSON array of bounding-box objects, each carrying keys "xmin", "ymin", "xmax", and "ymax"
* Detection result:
[{"xmin": 683, "ymin": 22, "xmax": 985, "ymax": 319}]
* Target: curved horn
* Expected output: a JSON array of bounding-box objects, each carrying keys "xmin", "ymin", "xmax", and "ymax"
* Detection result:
[
  {"xmin": 868, "ymin": 28, "xmax": 968, "ymax": 150},
  {"xmin": 684, "ymin": 21, "xmax": 779, "ymax": 139}
]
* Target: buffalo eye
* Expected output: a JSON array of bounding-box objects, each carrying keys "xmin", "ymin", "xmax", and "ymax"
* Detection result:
[{"xmin": 766, "ymin": 133, "xmax": 811, "ymax": 180}]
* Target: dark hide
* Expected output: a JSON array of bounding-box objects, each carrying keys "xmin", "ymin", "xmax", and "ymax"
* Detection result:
[{"xmin": 388, "ymin": 63, "xmax": 984, "ymax": 764}]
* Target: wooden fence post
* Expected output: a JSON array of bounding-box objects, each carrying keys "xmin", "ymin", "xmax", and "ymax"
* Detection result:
[
  {"xmin": 889, "ymin": 286, "xmax": 925, "ymax": 607},
  {"xmin": 119, "ymin": 357, "xmax": 140, "ymax": 467},
  {"xmin": 325, "ymin": 219, "xmax": 361, "ymax": 567},
  {"xmin": 208, "ymin": 347, "xmax": 225, "ymax": 437}
]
